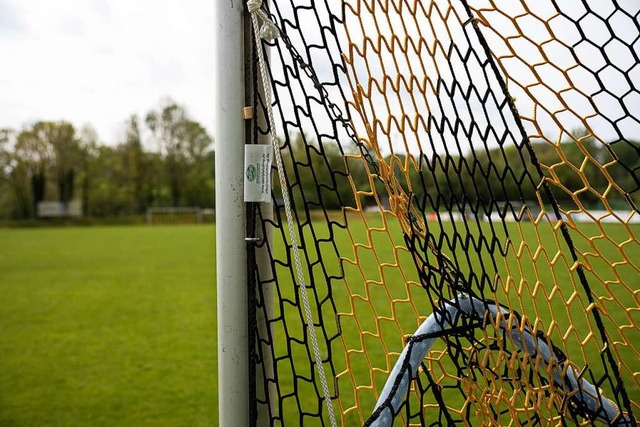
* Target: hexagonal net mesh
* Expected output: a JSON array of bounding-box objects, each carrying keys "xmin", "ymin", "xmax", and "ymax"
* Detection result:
[{"xmin": 245, "ymin": 0, "xmax": 640, "ymax": 425}]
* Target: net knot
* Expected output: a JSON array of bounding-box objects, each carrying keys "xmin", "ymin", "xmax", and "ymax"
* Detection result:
[{"xmin": 246, "ymin": 0, "xmax": 279, "ymax": 41}]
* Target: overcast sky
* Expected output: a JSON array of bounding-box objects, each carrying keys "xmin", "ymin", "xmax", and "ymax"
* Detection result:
[
  {"xmin": 0, "ymin": 0, "xmax": 215, "ymax": 145},
  {"xmin": 1, "ymin": 0, "xmax": 636, "ymax": 149}
]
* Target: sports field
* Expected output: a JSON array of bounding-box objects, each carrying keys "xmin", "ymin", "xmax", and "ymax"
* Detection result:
[
  {"xmin": 0, "ymin": 221, "xmax": 638, "ymax": 425},
  {"xmin": 0, "ymin": 226, "xmax": 218, "ymax": 426}
]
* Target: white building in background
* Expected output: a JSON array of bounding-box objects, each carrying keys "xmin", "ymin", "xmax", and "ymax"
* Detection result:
[{"xmin": 37, "ymin": 201, "xmax": 82, "ymax": 218}]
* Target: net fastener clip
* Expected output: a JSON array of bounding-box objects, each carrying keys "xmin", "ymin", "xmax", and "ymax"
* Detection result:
[{"xmin": 245, "ymin": 237, "xmax": 262, "ymax": 243}]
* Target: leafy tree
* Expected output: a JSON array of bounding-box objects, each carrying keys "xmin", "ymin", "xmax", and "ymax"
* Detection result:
[
  {"xmin": 0, "ymin": 128, "xmax": 11, "ymax": 174},
  {"xmin": 47, "ymin": 122, "xmax": 81, "ymax": 204},
  {"xmin": 0, "ymin": 128, "xmax": 18, "ymax": 218},
  {"xmin": 182, "ymin": 149, "xmax": 215, "ymax": 209},
  {"xmin": 78, "ymin": 125, "xmax": 99, "ymax": 216},
  {"xmin": 14, "ymin": 123, "xmax": 52, "ymax": 217},
  {"xmin": 146, "ymin": 100, "xmax": 213, "ymax": 207},
  {"xmin": 122, "ymin": 116, "xmax": 155, "ymax": 213},
  {"xmin": 10, "ymin": 121, "xmax": 83, "ymax": 218}
]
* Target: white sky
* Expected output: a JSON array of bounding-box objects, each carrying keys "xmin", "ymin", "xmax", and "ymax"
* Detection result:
[
  {"xmin": 0, "ymin": 0, "xmax": 215, "ymax": 145},
  {"xmin": 1, "ymin": 0, "xmax": 637, "ymax": 149}
]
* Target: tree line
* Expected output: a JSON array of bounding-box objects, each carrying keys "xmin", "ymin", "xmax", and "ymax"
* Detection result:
[
  {"xmin": 277, "ymin": 132, "xmax": 640, "ymax": 214},
  {"xmin": 0, "ymin": 100, "xmax": 214, "ymax": 219},
  {"xmin": 1, "ymin": 110, "xmax": 637, "ymax": 221},
  {"xmin": 400, "ymin": 135, "xmax": 640, "ymax": 212}
]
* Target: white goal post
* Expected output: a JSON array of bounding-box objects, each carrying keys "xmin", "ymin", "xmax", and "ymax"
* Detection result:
[{"xmin": 146, "ymin": 207, "xmax": 207, "ymax": 225}]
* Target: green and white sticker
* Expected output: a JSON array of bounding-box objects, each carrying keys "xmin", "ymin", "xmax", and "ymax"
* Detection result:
[
  {"xmin": 244, "ymin": 145, "xmax": 272, "ymax": 203},
  {"xmin": 246, "ymin": 164, "xmax": 257, "ymax": 182}
]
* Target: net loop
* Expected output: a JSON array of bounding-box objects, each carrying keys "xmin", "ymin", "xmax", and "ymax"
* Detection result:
[{"xmin": 246, "ymin": 0, "xmax": 279, "ymax": 41}]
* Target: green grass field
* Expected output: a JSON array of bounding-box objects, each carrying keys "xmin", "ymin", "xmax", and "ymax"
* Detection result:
[
  {"xmin": 0, "ymin": 226, "xmax": 217, "ymax": 426},
  {"xmin": 0, "ymin": 221, "xmax": 638, "ymax": 426}
]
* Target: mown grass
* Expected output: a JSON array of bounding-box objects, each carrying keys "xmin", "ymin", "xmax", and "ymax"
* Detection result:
[
  {"xmin": 0, "ymin": 225, "xmax": 217, "ymax": 426},
  {"xmin": 0, "ymin": 220, "xmax": 638, "ymax": 426}
]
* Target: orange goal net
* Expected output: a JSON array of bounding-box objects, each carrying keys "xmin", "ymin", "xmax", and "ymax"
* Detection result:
[{"xmin": 245, "ymin": 0, "xmax": 640, "ymax": 425}]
